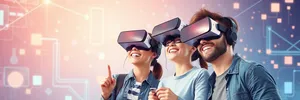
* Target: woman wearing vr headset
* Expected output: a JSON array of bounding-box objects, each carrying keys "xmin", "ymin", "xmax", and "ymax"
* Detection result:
[
  {"xmin": 148, "ymin": 18, "xmax": 209, "ymax": 100},
  {"xmin": 100, "ymin": 30, "xmax": 163, "ymax": 100}
]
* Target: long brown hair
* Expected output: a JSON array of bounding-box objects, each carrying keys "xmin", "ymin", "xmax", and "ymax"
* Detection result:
[
  {"xmin": 152, "ymin": 60, "xmax": 163, "ymax": 80},
  {"xmin": 198, "ymin": 54, "xmax": 208, "ymax": 69}
]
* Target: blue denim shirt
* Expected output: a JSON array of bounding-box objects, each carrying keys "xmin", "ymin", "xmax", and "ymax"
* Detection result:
[
  {"xmin": 208, "ymin": 54, "xmax": 281, "ymax": 100},
  {"xmin": 100, "ymin": 70, "xmax": 159, "ymax": 100}
]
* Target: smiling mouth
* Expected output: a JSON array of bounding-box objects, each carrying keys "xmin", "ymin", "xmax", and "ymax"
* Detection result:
[
  {"xmin": 131, "ymin": 53, "xmax": 141, "ymax": 57},
  {"xmin": 201, "ymin": 44, "xmax": 214, "ymax": 53},
  {"xmin": 168, "ymin": 48, "xmax": 179, "ymax": 53}
]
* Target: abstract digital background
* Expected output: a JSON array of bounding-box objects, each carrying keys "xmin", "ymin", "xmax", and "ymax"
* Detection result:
[{"xmin": 0, "ymin": 0, "xmax": 299, "ymax": 100}]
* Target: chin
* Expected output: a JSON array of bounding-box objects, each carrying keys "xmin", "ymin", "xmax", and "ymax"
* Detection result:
[{"xmin": 167, "ymin": 55, "xmax": 178, "ymax": 61}]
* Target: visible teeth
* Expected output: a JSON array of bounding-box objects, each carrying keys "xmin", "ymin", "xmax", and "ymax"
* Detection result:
[
  {"xmin": 203, "ymin": 47, "xmax": 210, "ymax": 51},
  {"xmin": 202, "ymin": 45, "xmax": 212, "ymax": 53},
  {"xmin": 131, "ymin": 53, "xmax": 141, "ymax": 57},
  {"xmin": 169, "ymin": 49, "xmax": 178, "ymax": 53}
]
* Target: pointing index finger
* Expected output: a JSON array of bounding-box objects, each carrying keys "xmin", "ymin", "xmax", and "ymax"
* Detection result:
[{"xmin": 108, "ymin": 65, "xmax": 112, "ymax": 78}]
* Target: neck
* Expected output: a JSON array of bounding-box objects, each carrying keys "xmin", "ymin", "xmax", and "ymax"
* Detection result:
[
  {"xmin": 174, "ymin": 58, "xmax": 193, "ymax": 76},
  {"xmin": 211, "ymin": 47, "xmax": 234, "ymax": 76},
  {"xmin": 133, "ymin": 63, "xmax": 151, "ymax": 82}
]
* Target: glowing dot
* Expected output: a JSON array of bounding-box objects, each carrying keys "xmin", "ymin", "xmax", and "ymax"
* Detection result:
[
  {"xmin": 65, "ymin": 96, "xmax": 72, "ymax": 100},
  {"xmin": 249, "ymin": 49, "xmax": 253, "ymax": 52},
  {"xmin": 233, "ymin": 2, "xmax": 240, "ymax": 9},
  {"xmin": 277, "ymin": 18, "xmax": 282, "ymax": 23},
  {"xmin": 116, "ymin": 0, "xmax": 120, "ymax": 4},
  {"xmin": 44, "ymin": 0, "xmax": 51, "ymax": 4},
  {"xmin": 243, "ymin": 55, "xmax": 247, "ymax": 59},
  {"xmin": 274, "ymin": 64, "xmax": 278, "ymax": 69},
  {"xmin": 98, "ymin": 52, "xmax": 105, "ymax": 60},
  {"xmin": 291, "ymin": 34, "xmax": 294, "ymax": 38},
  {"xmin": 5, "ymin": 24, "xmax": 9, "ymax": 28},
  {"xmin": 19, "ymin": 49, "xmax": 26, "ymax": 55},
  {"xmin": 292, "ymin": 25, "xmax": 295, "ymax": 30},
  {"xmin": 271, "ymin": 60, "xmax": 275, "ymax": 64},
  {"xmin": 274, "ymin": 44, "xmax": 277, "ymax": 48},
  {"xmin": 258, "ymin": 49, "xmax": 262, "ymax": 53},
  {"xmin": 55, "ymin": 29, "xmax": 59, "ymax": 33},
  {"xmin": 25, "ymin": 88, "xmax": 31, "ymax": 95},
  {"xmin": 266, "ymin": 49, "xmax": 272, "ymax": 55},
  {"xmin": 261, "ymin": 14, "xmax": 267, "ymax": 20},
  {"xmin": 284, "ymin": 56, "xmax": 293, "ymax": 65},
  {"xmin": 285, "ymin": 0, "xmax": 294, "ymax": 3},
  {"xmin": 287, "ymin": 6, "xmax": 291, "ymax": 10},
  {"xmin": 240, "ymin": 39, "xmax": 243, "ymax": 42},
  {"xmin": 57, "ymin": 20, "xmax": 61, "ymax": 24},
  {"xmin": 31, "ymin": 34, "xmax": 42, "ymax": 46},
  {"xmin": 250, "ymin": 27, "xmax": 253, "ymax": 30},
  {"xmin": 84, "ymin": 15, "xmax": 89, "ymax": 20},
  {"xmin": 32, "ymin": 75, "xmax": 42, "ymax": 86},
  {"xmin": 201, "ymin": 4, "xmax": 206, "ymax": 8},
  {"xmin": 251, "ymin": 16, "xmax": 254, "ymax": 19},
  {"xmin": 7, "ymin": 71, "xmax": 24, "ymax": 88},
  {"xmin": 36, "ymin": 49, "xmax": 41, "ymax": 55},
  {"xmin": 244, "ymin": 47, "xmax": 248, "ymax": 51},
  {"xmin": 297, "ymin": 62, "xmax": 300, "ymax": 67},
  {"xmin": 271, "ymin": 3, "xmax": 280, "ymax": 13}
]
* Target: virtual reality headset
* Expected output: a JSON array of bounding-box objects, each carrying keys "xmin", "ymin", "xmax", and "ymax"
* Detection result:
[
  {"xmin": 118, "ymin": 30, "xmax": 152, "ymax": 51},
  {"xmin": 152, "ymin": 17, "xmax": 186, "ymax": 46},
  {"xmin": 180, "ymin": 17, "xmax": 230, "ymax": 47}
]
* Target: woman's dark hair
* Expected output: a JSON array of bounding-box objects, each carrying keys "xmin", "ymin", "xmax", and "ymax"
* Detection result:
[
  {"xmin": 198, "ymin": 54, "xmax": 208, "ymax": 69},
  {"xmin": 149, "ymin": 33, "xmax": 163, "ymax": 80},
  {"xmin": 151, "ymin": 60, "xmax": 163, "ymax": 79}
]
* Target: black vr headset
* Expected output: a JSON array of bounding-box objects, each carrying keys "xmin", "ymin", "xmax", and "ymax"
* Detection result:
[
  {"xmin": 152, "ymin": 17, "xmax": 200, "ymax": 61},
  {"xmin": 152, "ymin": 17, "xmax": 186, "ymax": 46},
  {"xmin": 117, "ymin": 30, "xmax": 162, "ymax": 60},
  {"xmin": 180, "ymin": 17, "xmax": 238, "ymax": 47}
]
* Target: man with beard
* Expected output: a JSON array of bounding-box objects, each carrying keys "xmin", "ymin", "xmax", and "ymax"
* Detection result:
[{"xmin": 180, "ymin": 9, "xmax": 281, "ymax": 100}]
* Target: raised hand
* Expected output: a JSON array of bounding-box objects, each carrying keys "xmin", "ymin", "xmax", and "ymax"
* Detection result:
[{"xmin": 100, "ymin": 65, "xmax": 116, "ymax": 99}]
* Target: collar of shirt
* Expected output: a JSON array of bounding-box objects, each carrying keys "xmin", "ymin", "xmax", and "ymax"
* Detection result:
[
  {"xmin": 208, "ymin": 54, "xmax": 241, "ymax": 85},
  {"xmin": 124, "ymin": 70, "xmax": 159, "ymax": 87}
]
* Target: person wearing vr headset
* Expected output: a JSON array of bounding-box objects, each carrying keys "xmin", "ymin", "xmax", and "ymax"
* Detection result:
[
  {"xmin": 100, "ymin": 30, "xmax": 163, "ymax": 100},
  {"xmin": 180, "ymin": 9, "xmax": 281, "ymax": 100},
  {"xmin": 148, "ymin": 18, "xmax": 210, "ymax": 100}
]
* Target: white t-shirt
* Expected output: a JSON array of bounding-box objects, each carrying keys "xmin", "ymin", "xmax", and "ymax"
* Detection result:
[{"xmin": 127, "ymin": 82, "xmax": 142, "ymax": 100}]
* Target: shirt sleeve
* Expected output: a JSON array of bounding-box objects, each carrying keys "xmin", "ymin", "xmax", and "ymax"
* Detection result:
[
  {"xmin": 246, "ymin": 64, "xmax": 281, "ymax": 100},
  {"xmin": 194, "ymin": 69, "xmax": 210, "ymax": 100},
  {"xmin": 158, "ymin": 80, "xmax": 163, "ymax": 88}
]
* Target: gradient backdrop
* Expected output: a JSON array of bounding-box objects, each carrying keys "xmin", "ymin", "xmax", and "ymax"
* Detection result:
[{"xmin": 0, "ymin": 0, "xmax": 299, "ymax": 100}]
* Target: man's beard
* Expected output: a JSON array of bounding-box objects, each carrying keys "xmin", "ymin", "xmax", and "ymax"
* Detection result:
[{"xmin": 201, "ymin": 38, "xmax": 227, "ymax": 62}]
